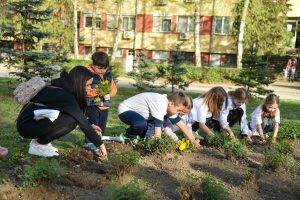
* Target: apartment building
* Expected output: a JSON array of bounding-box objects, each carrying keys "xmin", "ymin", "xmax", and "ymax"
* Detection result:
[
  {"xmin": 78, "ymin": 0, "xmax": 238, "ymax": 68},
  {"xmin": 77, "ymin": 0, "xmax": 300, "ymax": 68}
]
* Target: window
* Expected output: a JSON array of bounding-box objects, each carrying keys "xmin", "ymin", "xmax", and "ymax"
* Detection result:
[
  {"xmin": 152, "ymin": 51, "xmax": 169, "ymax": 60},
  {"xmin": 213, "ymin": 16, "xmax": 232, "ymax": 34},
  {"xmin": 177, "ymin": 16, "xmax": 194, "ymax": 33},
  {"xmin": 85, "ymin": 46, "xmax": 92, "ymax": 55},
  {"xmin": 84, "ymin": 13, "xmax": 101, "ymax": 29},
  {"xmin": 153, "ymin": 16, "xmax": 172, "ymax": 32},
  {"xmin": 108, "ymin": 48, "xmax": 123, "ymax": 58},
  {"xmin": 122, "ymin": 15, "xmax": 135, "ymax": 31},
  {"xmin": 210, "ymin": 54, "xmax": 221, "ymax": 66}
]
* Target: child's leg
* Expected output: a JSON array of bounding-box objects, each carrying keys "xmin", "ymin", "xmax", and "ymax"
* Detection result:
[
  {"xmin": 118, "ymin": 111, "xmax": 147, "ymax": 138},
  {"xmin": 205, "ymin": 118, "xmax": 221, "ymax": 132},
  {"xmin": 227, "ymin": 108, "xmax": 244, "ymax": 127},
  {"xmin": 85, "ymin": 106, "xmax": 101, "ymax": 143}
]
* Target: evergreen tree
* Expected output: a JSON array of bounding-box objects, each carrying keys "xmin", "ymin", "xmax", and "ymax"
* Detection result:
[
  {"xmin": 226, "ymin": 48, "xmax": 275, "ymax": 97},
  {"xmin": 127, "ymin": 50, "xmax": 160, "ymax": 91},
  {"xmin": 0, "ymin": 0, "xmax": 60, "ymax": 79},
  {"xmin": 157, "ymin": 46, "xmax": 190, "ymax": 92}
]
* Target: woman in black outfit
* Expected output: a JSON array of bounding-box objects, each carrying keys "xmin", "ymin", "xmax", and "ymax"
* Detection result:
[{"xmin": 17, "ymin": 66, "xmax": 107, "ymax": 159}]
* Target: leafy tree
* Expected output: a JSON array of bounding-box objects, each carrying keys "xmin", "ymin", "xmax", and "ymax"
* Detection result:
[
  {"xmin": 226, "ymin": 48, "xmax": 275, "ymax": 97},
  {"xmin": 157, "ymin": 45, "xmax": 191, "ymax": 92},
  {"xmin": 42, "ymin": 0, "xmax": 74, "ymax": 62},
  {"xmin": 127, "ymin": 50, "xmax": 160, "ymax": 91},
  {"xmin": 233, "ymin": 0, "xmax": 291, "ymax": 56},
  {"xmin": 0, "ymin": 0, "xmax": 61, "ymax": 79}
]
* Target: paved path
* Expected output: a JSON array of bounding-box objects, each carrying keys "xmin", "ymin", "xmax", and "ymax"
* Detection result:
[
  {"xmin": 1, "ymin": 65, "xmax": 299, "ymax": 100},
  {"xmin": 117, "ymin": 77, "xmax": 300, "ymax": 100}
]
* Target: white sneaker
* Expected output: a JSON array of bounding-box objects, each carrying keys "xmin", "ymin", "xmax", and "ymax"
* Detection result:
[
  {"xmin": 46, "ymin": 142, "xmax": 59, "ymax": 152},
  {"xmin": 29, "ymin": 139, "xmax": 59, "ymax": 157}
]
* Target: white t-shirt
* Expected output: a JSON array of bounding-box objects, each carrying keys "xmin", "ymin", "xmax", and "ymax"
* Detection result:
[
  {"xmin": 118, "ymin": 92, "xmax": 168, "ymax": 121},
  {"xmin": 190, "ymin": 97, "xmax": 212, "ymax": 123},
  {"xmin": 250, "ymin": 104, "xmax": 280, "ymax": 132},
  {"xmin": 218, "ymin": 96, "xmax": 249, "ymax": 135}
]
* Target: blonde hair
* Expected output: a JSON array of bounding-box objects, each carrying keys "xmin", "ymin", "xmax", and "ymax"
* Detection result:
[
  {"xmin": 228, "ymin": 88, "xmax": 248, "ymax": 101},
  {"xmin": 184, "ymin": 95, "xmax": 193, "ymax": 110},
  {"xmin": 202, "ymin": 87, "xmax": 227, "ymax": 117},
  {"xmin": 262, "ymin": 94, "xmax": 280, "ymax": 118},
  {"xmin": 167, "ymin": 92, "xmax": 190, "ymax": 107}
]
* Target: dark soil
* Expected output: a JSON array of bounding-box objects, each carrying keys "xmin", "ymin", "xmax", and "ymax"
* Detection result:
[{"xmin": 0, "ymin": 140, "xmax": 299, "ymax": 200}]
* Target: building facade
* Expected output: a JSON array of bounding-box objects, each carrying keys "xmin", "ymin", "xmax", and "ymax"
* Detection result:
[{"xmin": 77, "ymin": 0, "xmax": 300, "ymax": 68}]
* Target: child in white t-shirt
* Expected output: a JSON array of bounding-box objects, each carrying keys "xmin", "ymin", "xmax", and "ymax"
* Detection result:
[
  {"xmin": 190, "ymin": 87, "xmax": 227, "ymax": 137},
  {"xmin": 249, "ymin": 94, "xmax": 280, "ymax": 143},
  {"xmin": 218, "ymin": 88, "xmax": 251, "ymax": 141},
  {"xmin": 118, "ymin": 92, "xmax": 188, "ymax": 139},
  {"xmin": 161, "ymin": 96, "xmax": 201, "ymax": 148}
]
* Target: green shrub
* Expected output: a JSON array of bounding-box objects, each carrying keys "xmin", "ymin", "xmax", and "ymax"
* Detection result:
[
  {"xmin": 262, "ymin": 150, "xmax": 284, "ymax": 171},
  {"xmin": 186, "ymin": 66, "xmax": 240, "ymax": 83},
  {"xmin": 177, "ymin": 174, "xmax": 201, "ymax": 200},
  {"xmin": 0, "ymin": 173, "xmax": 6, "ymax": 185},
  {"xmin": 207, "ymin": 134, "xmax": 228, "ymax": 149},
  {"xmin": 223, "ymin": 141, "xmax": 248, "ymax": 160},
  {"xmin": 106, "ymin": 180, "xmax": 148, "ymax": 200},
  {"xmin": 272, "ymin": 139, "xmax": 293, "ymax": 154},
  {"xmin": 103, "ymin": 151, "xmax": 140, "ymax": 178},
  {"xmin": 279, "ymin": 119, "xmax": 300, "ymax": 139},
  {"xmin": 137, "ymin": 135, "xmax": 176, "ymax": 155},
  {"xmin": 200, "ymin": 174, "xmax": 229, "ymax": 200},
  {"xmin": 283, "ymin": 156, "xmax": 299, "ymax": 175},
  {"xmin": 21, "ymin": 158, "xmax": 65, "ymax": 187}
]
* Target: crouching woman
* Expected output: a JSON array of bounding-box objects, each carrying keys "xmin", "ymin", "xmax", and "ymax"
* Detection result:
[{"xmin": 16, "ymin": 66, "xmax": 107, "ymax": 159}]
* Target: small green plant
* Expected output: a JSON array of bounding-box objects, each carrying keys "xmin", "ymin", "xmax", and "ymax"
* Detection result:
[
  {"xmin": 272, "ymin": 139, "xmax": 293, "ymax": 154},
  {"xmin": 283, "ymin": 156, "xmax": 299, "ymax": 175},
  {"xmin": 279, "ymin": 119, "xmax": 300, "ymax": 139},
  {"xmin": 262, "ymin": 150, "xmax": 284, "ymax": 171},
  {"xmin": 241, "ymin": 168, "xmax": 262, "ymax": 189},
  {"xmin": 103, "ymin": 151, "xmax": 140, "ymax": 178},
  {"xmin": 207, "ymin": 134, "xmax": 228, "ymax": 149},
  {"xmin": 200, "ymin": 174, "xmax": 229, "ymax": 200},
  {"xmin": 137, "ymin": 135, "xmax": 176, "ymax": 155},
  {"xmin": 21, "ymin": 158, "xmax": 65, "ymax": 187},
  {"xmin": 177, "ymin": 174, "xmax": 201, "ymax": 200},
  {"xmin": 106, "ymin": 180, "xmax": 148, "ymax": 200},
  {"xmin": 0, "ymin": 173, "xmax": 6, "ymax": 185},
  {"xmin": 223, "ymin": 141, "xmax": 248, "ymax": 160}
]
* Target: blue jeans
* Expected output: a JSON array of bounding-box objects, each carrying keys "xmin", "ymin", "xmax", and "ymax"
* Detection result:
[{"xmin": 119, "ymin": 111, "xmax": 148, "ymax": 138}]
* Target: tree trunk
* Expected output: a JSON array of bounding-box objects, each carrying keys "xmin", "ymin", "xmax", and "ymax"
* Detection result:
[
  {"xmin": 237, "ymin": 0, "xmax": 250, "ymax": 68},
  {"xmin": 73, "ymin": 0, "xmax": 79, "ymax": 59},
  {"xmin": 194, "ymin": 0, "xmax": 201, "ymax": 66},
  {"xmin": 91, "ymin": 0, "xmax": 96, "ymax": 54},
  {"xmin": 111, "ymin": 0, "xmax": 123, "ymax": 62}
]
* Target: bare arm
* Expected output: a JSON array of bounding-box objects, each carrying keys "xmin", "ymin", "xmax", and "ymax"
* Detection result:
[
  {"xmin": 177, "ymin": 121, "xmax": 201, "ymax": 148},
  {"xmin": 273, "ymin": 123, "xmax": 279, "ymax": 138},
  {"xmin": 199, "ymin": 122, "xmax": 215, "ymax": 137},
  {"xmin": 154, "ymin": 127, "xmax": 162, "ymax": 138}
]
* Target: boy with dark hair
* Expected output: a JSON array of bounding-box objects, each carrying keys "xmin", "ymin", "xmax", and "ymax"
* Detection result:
[
  {"xmin": 118, "ymin": 92, "xmax": 188, "ymax": 139},
  {"xmin": 84, "ymin": 51, "xmax": 117, "ymax": 150}
]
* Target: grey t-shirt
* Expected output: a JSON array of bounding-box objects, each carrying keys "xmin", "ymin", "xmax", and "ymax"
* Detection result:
[{"xmin": 118, "ymin": 92, "xmax": 168, "ymax": 121}]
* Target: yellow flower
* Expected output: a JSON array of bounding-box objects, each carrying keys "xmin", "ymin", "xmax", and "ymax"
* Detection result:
[
  {"xmin": 101, "ymin": 82, "xmax": 106, "ymax": 86},
  {"xmin": 105, "ymin": 80, "xmax": 109, "ymax": 84},
  {"xmin": 94, "ymin": 97, "xmax": 101, "ymax": 102},
  {"xmin": 179, "ymin": 141, "xmax": 186, "ymax": 151}
]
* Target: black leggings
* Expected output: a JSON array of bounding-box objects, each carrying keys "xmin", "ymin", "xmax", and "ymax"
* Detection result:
[
  {"xmin": 227, "ymin": 108, "xmax": 244, "ymax": 127},
  {"xmin": 17, "ymin": 112, "xmax": 77, "ymax": 144},
  {"xmin": 192, "ymin": 117, "xmax": 221, "ymax": 132}
]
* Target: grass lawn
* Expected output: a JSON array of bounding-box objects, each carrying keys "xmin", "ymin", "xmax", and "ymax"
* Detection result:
[{"xmin": 0, "ymin": 77, "xmax": 300, "ymax": 166}]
